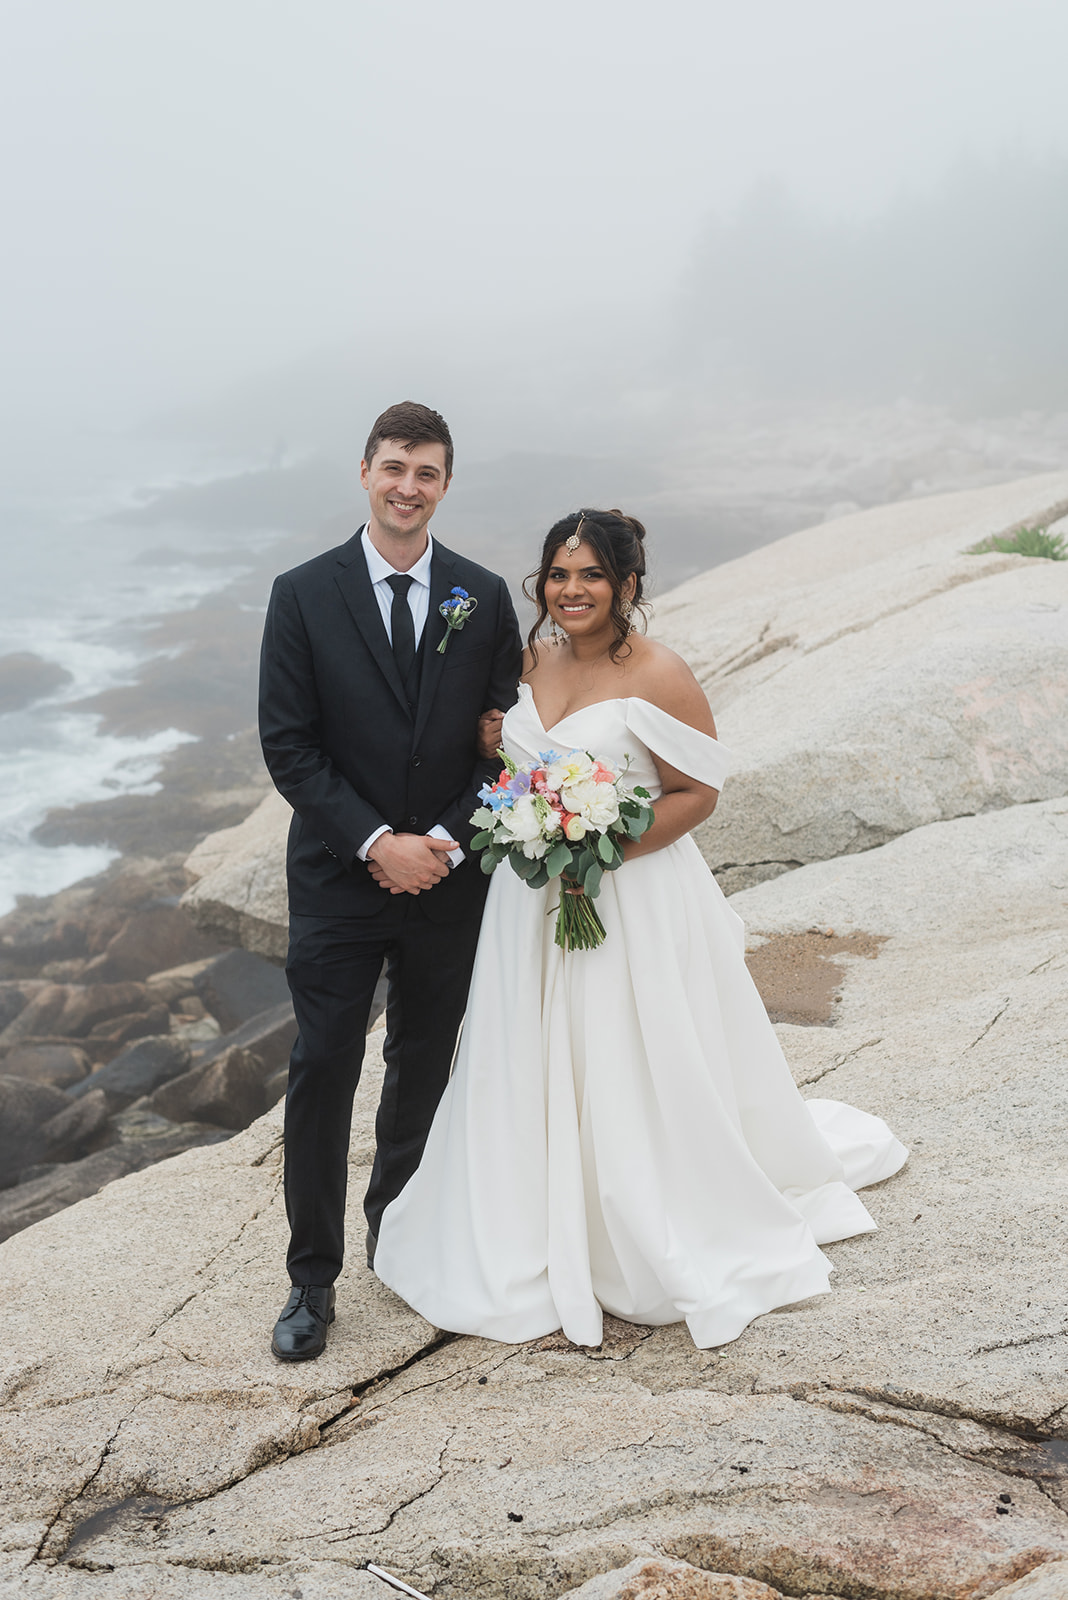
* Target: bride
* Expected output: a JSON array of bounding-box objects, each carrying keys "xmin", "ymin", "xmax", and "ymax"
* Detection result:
[{"xmin": 374, "ymin": 509, "xmax": 906, "ymax": 1349}]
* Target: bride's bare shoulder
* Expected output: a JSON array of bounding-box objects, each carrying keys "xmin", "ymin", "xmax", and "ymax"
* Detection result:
[
  {"xmin": 521, "ymin": 640, "xmax": 553, "ymax": 679},
  {"xmin": 626, "ymin": 637, "xmax": 717, "ymax": 736}
]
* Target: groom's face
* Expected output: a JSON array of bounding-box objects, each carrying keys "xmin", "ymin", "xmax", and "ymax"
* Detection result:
[{"xmin": 361, "ymin": 438, "xmax": 451, "ymax": 545}]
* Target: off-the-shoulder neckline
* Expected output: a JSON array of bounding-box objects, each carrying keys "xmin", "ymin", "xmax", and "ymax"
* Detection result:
[{"xmin": 518, "ymin": 681, "xmax": 719, "ymax": 741}]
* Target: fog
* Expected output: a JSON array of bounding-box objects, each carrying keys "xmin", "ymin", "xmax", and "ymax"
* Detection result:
[{"xmin": 3, "ymin": 0, "xmax": 1068, "ymax": 440}]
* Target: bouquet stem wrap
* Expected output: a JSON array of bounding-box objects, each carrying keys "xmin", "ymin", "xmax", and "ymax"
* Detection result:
[
  {"xmin": 556, "ymin": 876, "xmax": 607, "ymax": 951},
  {"xmin": 470, "ymin": 746, "xmax": 655, "ymax": 952}
]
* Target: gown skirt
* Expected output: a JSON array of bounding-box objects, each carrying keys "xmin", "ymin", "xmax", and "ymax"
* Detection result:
[{"xmin": 375, "ymin": 685, "xmax": 907, "ymax": 1349}]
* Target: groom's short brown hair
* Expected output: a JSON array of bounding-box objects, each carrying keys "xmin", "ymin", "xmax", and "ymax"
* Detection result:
[{"xmin": 364, "ymin": 401, "xmax": 454, "ymax": 481}]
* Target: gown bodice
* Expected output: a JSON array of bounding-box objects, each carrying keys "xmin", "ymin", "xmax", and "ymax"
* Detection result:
[{"xmin": 502, "ymin": 681, "xmax": 733, "ymax": 798}]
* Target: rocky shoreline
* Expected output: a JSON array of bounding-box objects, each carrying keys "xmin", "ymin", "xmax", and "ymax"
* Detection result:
[{"xmin": 0, "ymin": 857, "xmax": 302, "ymax": 1242}]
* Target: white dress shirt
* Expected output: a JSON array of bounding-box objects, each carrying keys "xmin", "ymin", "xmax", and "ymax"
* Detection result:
[
  {"xmin": 361, "ymin": 524, "xmax": 434, "ymax": 646},
  {"xmin": 355, "ymin": 526, "xmax": 462, "ymax": 867}
]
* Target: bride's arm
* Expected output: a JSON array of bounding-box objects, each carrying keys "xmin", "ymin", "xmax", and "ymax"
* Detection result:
[
  {"xmin": 621, "ymin": 645, "xmax": 720, "ymax": 861},
  {"xmin": 621, "ymin": 757, "xmax": 719, "ymax": 860}
]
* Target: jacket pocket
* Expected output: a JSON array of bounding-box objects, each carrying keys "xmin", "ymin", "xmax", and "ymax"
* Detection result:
[{"xmin": 442, "ymin": 643, "xmax": 491, "ymax": 672}]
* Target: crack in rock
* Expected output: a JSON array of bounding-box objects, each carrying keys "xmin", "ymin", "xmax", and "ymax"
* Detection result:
[
  {"xmin": 972, "ymin": 1327, "xmax": 1068, "ymax": 1357},
  {"xmin": 32, "ymin": 1400, "xmax": 147, "ymax": 1564},
  {"xmin": 319, "ymin": 1330, "xmax": 459, "ymax": 1440},
  {"xmin": 965, "ymin": 999, "xmax": 1010, "ymax": 1050},
  {"xmin": 250, "ymin": 1134, "xmax": 284, "ymax": 1169},
  {"xmin": 799, "ymin": 1037, "xmax": 882, "ymax": 1088}
]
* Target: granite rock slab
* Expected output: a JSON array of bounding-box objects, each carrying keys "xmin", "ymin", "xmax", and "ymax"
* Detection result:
[{"xmin": 5, "ymin": 792, "xmax": 1068, "ymax": 1597}]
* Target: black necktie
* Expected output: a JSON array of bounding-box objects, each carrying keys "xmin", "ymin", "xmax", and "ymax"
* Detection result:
[{"xmin": 386, "ymin": 573, "xmax": 418, "ymax": 700}]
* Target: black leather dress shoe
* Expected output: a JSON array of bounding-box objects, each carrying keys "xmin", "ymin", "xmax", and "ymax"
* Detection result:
[
  {"xmin": 365, "ymin": 1228, "xmax": 377, "ymax": 1270},
  {"xmin": 271, "ymin": 1284, "xmax": 336, "ymax": 1361}
]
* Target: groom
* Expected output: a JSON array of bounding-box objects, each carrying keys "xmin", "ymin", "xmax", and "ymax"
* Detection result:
[{"xmin": 259, "ymin": 401, "xmax": 522, "ymax": 1360}]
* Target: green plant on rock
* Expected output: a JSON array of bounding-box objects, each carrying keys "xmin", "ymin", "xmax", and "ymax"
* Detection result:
[{"xmin": 967, "ymin": 524, "xmax": 1067, "ymax": 559}]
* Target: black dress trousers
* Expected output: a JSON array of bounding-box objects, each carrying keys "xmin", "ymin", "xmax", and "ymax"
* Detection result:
[{"xmin": 283, "ymin": 893, "xmax": 482, "ymax": 1286}]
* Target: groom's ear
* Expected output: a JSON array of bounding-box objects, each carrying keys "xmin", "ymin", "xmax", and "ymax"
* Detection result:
[{"xmin": 359, "ymin": 457, "xmax": 370, "ymax": 489}]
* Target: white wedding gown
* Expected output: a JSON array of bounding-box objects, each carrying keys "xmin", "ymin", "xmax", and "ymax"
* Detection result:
[{"xmin": 375, "ymin": 685, "xmax": 907, "ymax": 1349}]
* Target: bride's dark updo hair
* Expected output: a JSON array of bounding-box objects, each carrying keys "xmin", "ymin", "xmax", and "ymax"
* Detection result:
[{"xmin": 524, "ymin": 508, "xmax": 648, "ymax": 662}]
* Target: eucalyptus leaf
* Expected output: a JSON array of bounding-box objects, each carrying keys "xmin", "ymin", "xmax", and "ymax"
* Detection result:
[
  {"xmin": 545, "ymin": 842, "xmax": 572, "ymax": 879},
  {"xmin": 470, "ymin": 830, "xmax": 494, "ymax": 850},
  {"xmin": 584, "ymin": 861, "xmax": 603, "ymax": 899},
  {"xmin": 597, "ymin": 832, "xmax": 616, "ymax": 864}
]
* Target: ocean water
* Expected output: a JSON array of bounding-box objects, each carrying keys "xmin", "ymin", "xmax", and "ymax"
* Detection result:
[{"xmin": 0, "ymin": 425, "xmax": 268, "ymax": 915}]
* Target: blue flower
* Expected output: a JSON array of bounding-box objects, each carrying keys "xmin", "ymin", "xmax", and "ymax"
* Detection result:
[
  {"xmin": 437, "ymin": 587, "xmax": 479, "ymax": 653},
  {"xmin": 477, "ymin": 782, "xmax": 509, "ymax": 812}
]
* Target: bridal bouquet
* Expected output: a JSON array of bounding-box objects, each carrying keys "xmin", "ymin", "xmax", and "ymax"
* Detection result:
[{"xmin": 470, "ymin": 748, "xmax": 654, "ymax": 951}]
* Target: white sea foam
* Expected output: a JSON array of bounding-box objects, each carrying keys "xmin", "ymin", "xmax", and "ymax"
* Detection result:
[
  {"xmin": 0, "ymin": 428, "xmax": 274, "ymax": 912},
  {"xmin": 0, "ymin": 714, "xmax": 197, "ymax": 915}
]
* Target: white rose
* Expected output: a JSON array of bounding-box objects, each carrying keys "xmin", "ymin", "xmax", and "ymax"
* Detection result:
[
  {"xmin": 561, "ymin": 778, "xmax": 620, "ymax": 830},
  {"xmin": 499, "ymin": 793, "xmax": 545, "ymax": 845}
]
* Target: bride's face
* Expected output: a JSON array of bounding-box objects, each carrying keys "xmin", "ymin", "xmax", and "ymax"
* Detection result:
[{"xmin": 544, "ymin": 542, "xmax": 631, "ymax": 641}]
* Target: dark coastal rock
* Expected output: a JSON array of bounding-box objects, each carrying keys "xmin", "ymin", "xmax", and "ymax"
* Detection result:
[
  {"xmin": 142, "ymin": 955, "xmax": 217, "ymax": 1007},
  {"xmin": 143, "ymin": 1046, "xmax": 266, "ymax": 1129},
  {"xmin": 1, "ymin": 1043, "xmax": 91, "ymax": 1089},
  {"xmin": 0, "ymin": 1123, "xmax": 232, "ymax": 1243},
  {"xmin": 86, "ymin": 1002, "xmax": 172, "ymax": 1048},
  {"xmin": 81, "ymin": 905, "xmax": 222, "ymax": 984},
  {"xmin": 0, "ymin": 651, "xmax": 72, "ymax": 714},
  {"xmin": 0, "ymin": 1077, "xmax": 73, "ymax": 1187},
  {"xmin": 54, "ymin": 980, "xmax": 150, "ymax": 1038},
  {"xmin": 69, "ymin": 1035, "xmax": 192, "ymax": 1109},
  {"xmin": 0, "ymin": 983, "xmax": 72, "ymax": 1046},
  {"xmin": 193, "ymin": 947, "xmax": 291, "ymax": 1033},
  {"xmin": 193, "ymin": 999, "xmax": 297, "ymax": 1074},
  {"xmin": 1, "ymin": 980, "xmax": 160, "ymax": 1046},
  {"xmin": 0, "ymin": 861, "xmax": 196, "ymax": 978},
  {"xmin": 0, "ymin": 981, "xmax": 46, "ymax": 1034},
  {"xmin": 36, "ymin": 1088, "xmax": 111, "ymax": 1164}
]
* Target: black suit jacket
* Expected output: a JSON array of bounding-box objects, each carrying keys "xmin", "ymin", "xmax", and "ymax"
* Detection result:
[{"xmin": 259, "ymin": 530, "xmax": 522, "ymax": 921}]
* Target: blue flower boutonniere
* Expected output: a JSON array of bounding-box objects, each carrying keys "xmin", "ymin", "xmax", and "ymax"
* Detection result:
[{"xmin": 437, "ymin": 586, "xmax": 479, "ymax": 654}]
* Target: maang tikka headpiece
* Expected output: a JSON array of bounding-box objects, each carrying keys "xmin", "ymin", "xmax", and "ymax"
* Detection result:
[{"xmin": 565, "ymin": 514, "xmax": 587, "ymax": 554}]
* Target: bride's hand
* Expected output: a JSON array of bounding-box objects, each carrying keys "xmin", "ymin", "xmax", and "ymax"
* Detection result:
[{"xmin": 477, "ymin": 708, "xmax": 505, "ymax": 760}]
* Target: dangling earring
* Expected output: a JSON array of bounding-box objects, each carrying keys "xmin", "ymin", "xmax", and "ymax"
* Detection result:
[
  {"xmin": 550, "ymin": 618, "xmax": 562, "ymax": 645},
  {"xmin": 620, "ymin": 597, "xmax": 634, "ymax": 632}
]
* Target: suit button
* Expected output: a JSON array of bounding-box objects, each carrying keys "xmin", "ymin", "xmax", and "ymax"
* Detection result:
[
  {"xmin": 410, "ymin": 755, "xmax": 422, "ymax": 768},
  {"xmin": 407, "ymin": 815, "xmax": 418, "ymax": 826}
]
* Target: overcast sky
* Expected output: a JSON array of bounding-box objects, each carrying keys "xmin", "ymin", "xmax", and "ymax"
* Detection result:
[{"xmin": 2, "ymin": 0, "xmax": 1067, "ymax": 428}]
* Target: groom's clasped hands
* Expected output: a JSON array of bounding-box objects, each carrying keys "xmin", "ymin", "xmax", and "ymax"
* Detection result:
[
  {"xmin": 366, "ymin": 832, "xmax": 458, "ymax": 895},
  {"xmin": 366, "ymin": 706, "xmax": 506, "ymax": 895}
]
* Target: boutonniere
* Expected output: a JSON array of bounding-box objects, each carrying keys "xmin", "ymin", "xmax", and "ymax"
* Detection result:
[{"xmin": 436, "ymin": 587, "xmax": 479, "ymax": 654}]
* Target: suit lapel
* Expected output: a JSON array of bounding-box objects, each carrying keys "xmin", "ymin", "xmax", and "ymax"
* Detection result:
[
  {"xmin": 332, "ymin": 533, "xmax": 411, "ymax": 716},
  {"xmin": 412, "ymin": 546, "xmax": 458, "ymax": 745}
]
